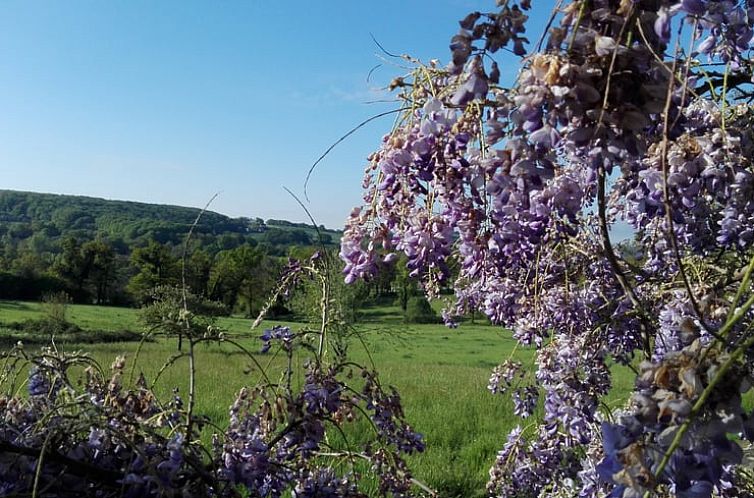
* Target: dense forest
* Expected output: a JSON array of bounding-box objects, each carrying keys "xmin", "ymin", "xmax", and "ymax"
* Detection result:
[{"xmin": 0, "ymin": 190, "xmax": 350, "ymax": 314}]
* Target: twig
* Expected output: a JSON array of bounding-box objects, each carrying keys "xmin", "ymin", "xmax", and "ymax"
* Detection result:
[
  {"xmin": 179, "ymin": 192, "xmax": 220, "ymax": 350},
  {"xmin": 592, "ymin": 4, "xmax": 654, "ymax": 357},
  {"xmin": 282, "ymin": 186, "xmax": 332, "ymax": 358},
  {"xmin": 180, "ymin": 193, "xmax": 219, "ymax": 441},
  {"xmin": 32, "ymin": 432, "xmax": 53, "ymax": 498},
  {"xmin": 303, "ymin": 108, "xmax": 403, "ymax": 201},
  {"xmin": 657, "ymin": 33, "xmax": 718, "ymax": 339},
  {"xmin": 725, "ymin": 252, "xmax": 754, "ymax": 327},
  {"xmin": 370, "ymin": 33, "xmax": 401, "ymax": 59},
  {"xmin": 533, "ymin": 0, "xmax": 564, "ymax": 53}
]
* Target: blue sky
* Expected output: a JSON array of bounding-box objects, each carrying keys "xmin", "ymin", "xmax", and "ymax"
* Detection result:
[{"xmin": 0, "ymin": 1, "xmax": 550, "ymax": 229}]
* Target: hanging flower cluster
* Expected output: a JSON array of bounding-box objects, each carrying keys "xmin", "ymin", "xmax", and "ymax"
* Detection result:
[{"xmin": 342, "ymin": 0, "xmax": 754, "ymax": 496}]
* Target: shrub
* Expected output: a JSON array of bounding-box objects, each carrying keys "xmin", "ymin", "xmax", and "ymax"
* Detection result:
[
  {"xmin": 404, "ymin": 296, "xmax": 438, "ymax": 324},
  {"xmin": 0, "ymin": 319, "xmax": 143, "ymax": 346},
  {"xmin": 41, "ymin": 290, "xmax": 71, "ymax": 324}
]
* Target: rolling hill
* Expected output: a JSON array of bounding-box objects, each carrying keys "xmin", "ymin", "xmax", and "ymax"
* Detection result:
[{"xmin": 0, "ymin": 189, "xmax": 342, "ymax": 254}]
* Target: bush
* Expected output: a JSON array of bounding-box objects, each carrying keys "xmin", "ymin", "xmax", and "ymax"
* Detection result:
[
  {"xmin": 138, "ymin": 285, "xmax": 221, "ymax": 338},
  {"xmin": 24, "ymin": 317, "xmax": 78, "ymax": 337},
  {"xmin": 404, "ymin": 296, "xmax": 439, "ymax": 324},
  {"xmin": 41, "ymin": 291, "xmax": 71, "ymax": 324},
  {"xmin": 0, "ymin": 319, "xmax": 144, "ymax": 346}
]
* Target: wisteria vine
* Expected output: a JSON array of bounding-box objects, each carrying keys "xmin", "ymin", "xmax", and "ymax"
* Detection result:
[
  {"xmin": 341, "ymin": 0, "xmax": 754, "ymax": 496},
  {"xmin": 5, "ymin": 1, "xmax": 754, "ymax": 497}
]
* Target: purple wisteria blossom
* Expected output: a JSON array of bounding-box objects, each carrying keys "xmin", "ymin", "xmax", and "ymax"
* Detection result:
[{"xmin": 341, "ymin": 0, "xmax": 754, "ymax": 495}]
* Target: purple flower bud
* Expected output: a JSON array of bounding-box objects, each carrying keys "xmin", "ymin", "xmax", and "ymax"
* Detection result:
[
  {"xmin": 459, "ymin": 11, "xmax": 481, "ymax": 30},
  {"xmin": 654, "ymin": 8, "xmax": 671, "ymax": 44},
  {"xmin": 595, "ymin": 36, "xmax": 618, "ymax": 56},
  {"xmin": 489, "ymin": 61, "xmax": 500, "ymax": 84},
  {"xmin": 681, "ymin": 0, "xmax": 706, "ymax": 16}
]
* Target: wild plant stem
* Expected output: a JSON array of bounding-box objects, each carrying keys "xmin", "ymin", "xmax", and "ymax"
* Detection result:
[
  {"xmin": 725, "ymin": 251, "xmax": 754, "ymax": 327},
  {"xmin": 186, "ymin": 338, "xmax": 197, "ymax": 440},
  {"xmin": 648, "ymin": 333, "xmax": 754, "ymax": 496},
  {"xmin": 648, "ymin": 284, "xmax": 754, "ymax": 494},
  {"xmin": 658, "ymin": 36, "xmax": 716, "ymax": 338}
]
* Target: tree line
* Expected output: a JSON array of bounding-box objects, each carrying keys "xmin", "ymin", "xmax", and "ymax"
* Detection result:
[
  {"xmin": 0, "ymin": 190, "xmax": 449, "ymax": 321},
  {"xmin": 0, "ymin": 235, "xmax": 275, "ymax": 312},
  {"xmin": 0, "ymin": 190, "xmax": 450, "ymax": 321},
  {"xmin": 1, "ymin": 234, "xmax": 442, "ymax": 322},
  {"xmin": 0, "ymin": 190, "xmax": 334, "ymax": 310}
]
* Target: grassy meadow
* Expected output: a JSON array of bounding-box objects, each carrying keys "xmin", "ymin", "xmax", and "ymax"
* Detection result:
[{"xmin": 0, "ymin": 299, "xmax": 637, "ymax": 497}]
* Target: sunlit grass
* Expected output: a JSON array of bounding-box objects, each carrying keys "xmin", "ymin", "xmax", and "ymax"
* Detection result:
[{"xmin": 0, "ymin": 299, "xmax": 637, "ymax": 497}]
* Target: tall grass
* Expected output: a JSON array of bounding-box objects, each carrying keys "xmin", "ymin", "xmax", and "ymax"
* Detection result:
[{"xmin": 0, "ymin": 299, "xmax": 636, "ymax": 496}]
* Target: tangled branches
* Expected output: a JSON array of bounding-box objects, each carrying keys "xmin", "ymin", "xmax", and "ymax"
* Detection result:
[{"xmin": 0, "ymin": 252, "xmax": 426, "ymax": 497}]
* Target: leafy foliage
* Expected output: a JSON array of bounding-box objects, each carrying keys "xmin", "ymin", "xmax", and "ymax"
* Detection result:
[
  {"xmin": 0, "ymin": 189, "xmax": 341, "ymax": 251},
  {"xmin": 404, "ymin": 297, "xmax": 438, "ymax": 324},
  {"xmin": 0, "ymin": 190, "xmax": 341, "ymax": 306}
]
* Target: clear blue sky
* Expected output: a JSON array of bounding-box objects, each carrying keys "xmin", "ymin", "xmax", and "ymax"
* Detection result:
[{"xmin": 0, "ymin": 1, "xmax": 550, "ymax": 229}]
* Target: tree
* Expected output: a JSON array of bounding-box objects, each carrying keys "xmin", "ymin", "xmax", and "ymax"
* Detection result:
[
  {"xmin": 52, "ymin": 237, "xmax": 118, "ymax": 304},
  {"xmin": 238, "ymin": 253, "xmax": 281, "ymax": 317},
  {"xmin": 54, "ymin": 237, "xmax": 89, "ymax": 299},
  {"xmin": 11, "ymin": 251, "xmax": 47, "ymax": 280},
  {"xmin": 82, "ymin": 240, "xmax": 115, "ymax": 304},
  {"xmin": 209, "ymin": 244, "xmax": 266, "ymax": 313},
  {"xmin": 404, "ymin": 296, "xmax": 438, "ymax": 324},
  {"xmin": 393, "ymin": 255, "xmax": 419, "ymax": 312},
  {"xmin": 127, "ymin": 241, "xmax": 177, "ymax": 303},
  {"xmin": 184, "ymin": 249, "xmax": 212, "ymax": 297}
]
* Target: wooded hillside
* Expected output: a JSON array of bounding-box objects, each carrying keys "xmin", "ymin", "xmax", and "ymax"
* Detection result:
[{"xmin": 0, "ymin": 189, "xmax": 342, "ymax": 308}]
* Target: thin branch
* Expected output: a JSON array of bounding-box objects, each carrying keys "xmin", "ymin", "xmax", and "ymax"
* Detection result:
[
  {"xmin": 695, "ymin": 71, "xmax": 753, "ymax": 95},
  {"xmin": 181, "ymin": 192, "xmax": 220, "ymax": 317},
  {"xmin": 592, "ymin": 5, "xmax": 654, "ymax": 357},
  {"xmin": 657, "ymin": 34, "xmax": 718, "ymax": 339},
  {"xmin": 180, "ymin": 193, "xmax": 219, "ymax": 441},
  {"xmin": 303, "ymin": 108, "xmax": 403, "ymax": 201},
  {"xmin": 533, "ymin": 0, "xmax": 564, "ymax": 53},
  {"xmin": 366, "ymin": 63, "xmax": 382, "ymax": 83},
  {"xmin": 282, "ymin": 186, "xmax": 332, "ymax": 358},
  {"xmin": 370, "ymin": 33, "xmax": 402, "ymax": 59}
]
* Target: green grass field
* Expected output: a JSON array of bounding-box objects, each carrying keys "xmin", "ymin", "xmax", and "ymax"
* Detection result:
[{"xmin": 0, "ymin": 299, "xmax": 636, "ymax": 497}]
